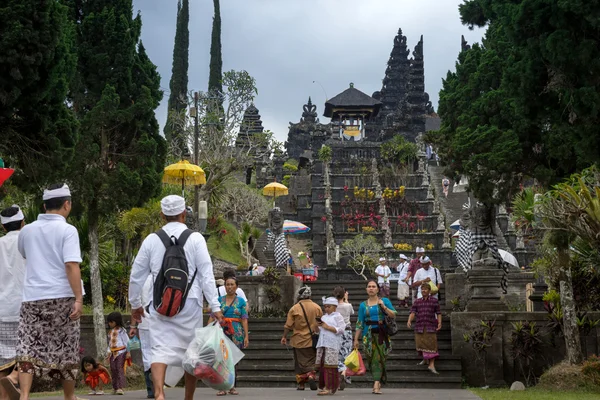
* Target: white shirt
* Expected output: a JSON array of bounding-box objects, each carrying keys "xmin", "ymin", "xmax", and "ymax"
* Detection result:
[
  {"xmin": 107, "ymin": 327, "xmax": 130, "ymax": 356},
  {"xmin": 397, "ymin": 261, "xmax": 410, "ymax": 286},
  {"xmin": 18, "ymin": 214, "xmax": 82, "ymax": 302},
  {"xmin": 0, "ymin": 231, "xmax": 26, "ymax": 321},
  {"xmin": 129, "ymin": 222, "xmax": 221, "ymax": 312},
  {"xmin": 217, "ymin": 286, "xmax": 248, "ymax": 302},
  {"xmin": 336, "ymin": 302, "xmax": 354, "ymax": 328},
  {"xmin": 413, "ymin": 267, "xmax": 443, "ymax": 298},
  {"xmin": 316, "ymin": 311, "xmax": 345, "ymax": 350},
  {"xmin": 375, "ymin": 265, "xmax": 392, "ymax": 285},
  {"xmin": 138, "ymin": 276, "xmax": 154, "ymax": 330}
]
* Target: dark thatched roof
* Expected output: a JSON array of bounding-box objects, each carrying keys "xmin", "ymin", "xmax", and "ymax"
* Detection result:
[{"xmin": 324, "ymin": 84, "xmax": 382, "ymax": 118}]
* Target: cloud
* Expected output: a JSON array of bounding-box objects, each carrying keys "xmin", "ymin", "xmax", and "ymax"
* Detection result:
[{"xmin": 134, "ymin": 0, "xmax": 485, "ymax": 144}]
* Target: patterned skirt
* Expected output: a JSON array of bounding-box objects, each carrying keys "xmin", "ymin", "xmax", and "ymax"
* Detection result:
[
  {"xmin": 338, "ymin": 330, "xmax": 353, "ymax": 372},
  {"xmin": 415, "ymin": 332, "xmax": 439, "ymax": 360},
  {"xmin": 16, "ymin": 297, "xmax": 80, "ymax": 380},
  {"xmin": 0, "ymin": 321, "xmax": 19, "ymax": 371}
]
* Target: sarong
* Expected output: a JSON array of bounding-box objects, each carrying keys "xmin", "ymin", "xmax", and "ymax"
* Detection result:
[
  {"xmin": 362, "ymin": 327, "xmax": 390, "ymax": 383},
  {"xmin": 316, "ymin": 347, "xmax": 339, "ymax": 393},
  {"xmin": 397, "ymin": 284, "xmax": 409, "ymax": 301},
  {"xmin": 0, "ymin": 321, "xmax": 19, "ymax": 371},
  {"xmin": 337, "ymin": 329, "xmax": 353, "ymax": 372},
  {"xmin": 293, "ymin": 347, "xmax": 316, "ymax": 384},
  {"xmin": 378, "ymin": 283, "xmax": 390, "ymax": 298},
  {"xmin": 16, "ymin": 297, "xmax": 80, "ymax": 380},
  {"xmin": 138, "ymin": 328, "xmax": 153, "ymax": 372},
  {"xmin": 415, "ymin": 332, "xmax": 439, "ymax": 360}
]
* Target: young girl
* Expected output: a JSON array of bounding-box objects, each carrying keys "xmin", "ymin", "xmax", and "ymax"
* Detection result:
[
  {"xmin": 81, "ymin": 356, "xmax": 111, "ymax": 395},
  {"xmin": 332, "ymin": 287, "xmax": 354, "ymax": 389},
  {"xmin": 315, "ymin": 297, "xmax": 345, "ymax": 396},
  {"xmin": 105, "ymin": 312, "xmax": 131, "ymax": 395}
]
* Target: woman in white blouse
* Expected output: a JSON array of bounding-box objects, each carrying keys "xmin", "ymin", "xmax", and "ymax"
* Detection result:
[{"xmin": 315, "ymin": 297, "xmax": 346, "ymax": 396}]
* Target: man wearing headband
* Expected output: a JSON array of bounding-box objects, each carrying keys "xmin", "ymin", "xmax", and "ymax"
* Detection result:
[
  {"xmin": 0, "ymin": 206, "xmax": 26, "ymax": 400},
  {"xmin": 129, "ymin": 195, "xmax": 223, "ymax": 400},
  {"xmin": 411, "ymin": 256, "xmax": 443, "ymax": 299},
  {"xmin": 407, "ymin": 247, "xmax": 425, "ymax": 305},
  {"xmin": 15, "ymin": 183, "xmax": 84, "ymax": 400}
]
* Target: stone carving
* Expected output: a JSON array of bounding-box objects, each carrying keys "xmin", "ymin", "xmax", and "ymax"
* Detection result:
[
  {"xmin": 268, "ymin": 207, "xmax": 284, "ymax": 235},
  {"xmin": 470, "ymin": 203, "xmax": 498, "ymax": 268},
  {"xmin": 286, "ymin": 97, "xmax": 331, "ymax": 159},
  {"xmin": 442, "ymin": 229, "xmax": 452, "ymax": 249},
  {"xmin": 516, "ymin": 230, "xmax": 525, "ymax": 250},
  {"xmin": 498, "ymin": 204, "xmax": 507, "ymax": 216},
  {"xmin": 264, "ymin": 207, "xmax": 289, "ymax": 269},
  {"xmin": 427, "ymin": 182, "xmax": 434, "ymax": 200},
  {"xmin": 433, "ymin": 199, "xmax": 440, "ymax": 215},
  {"xmin": 437, "ymin": 212, "xmax": 445, "ymax": 232},
  {"xmin": 382, "ymin": 213, "xmax": 393, "ymax": 249},
  {"xmin": 418, "ymin": 158, "xmax": 425, "ymax": 173},
  {"xmin": 507, "ymin": 214, "xmax": 516, "ymax": 233}
]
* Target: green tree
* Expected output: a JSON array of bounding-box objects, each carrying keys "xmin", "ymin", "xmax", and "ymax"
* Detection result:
[
  {"xmin": 0, "ymin": 0, "xmax": 77, "ymax": 190},
  {"xmin": 434, "ymin": 0, "xmax": 600, "ymax": 204},
  {"xmin": 340, "ymin": 234, "xmax": 382, "ymax": 280},
  {"xmin": 68, "ymin": 0, "xmax": 166, "ymax": 359},
  {"xmin": 164, "ymin": 0, "xmax": 190, "ymax": 158},
  {"xmin": 208, "ymin": 0, "xmax": 222, "ymax": 95},
  {"xmin": 380, "ymin": 135, "xmax": 418, "ymax": 166}
]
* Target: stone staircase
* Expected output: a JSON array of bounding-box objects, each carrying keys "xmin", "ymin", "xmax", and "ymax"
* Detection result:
[
  {"xmin": 253, "ymin": 233, "xmax": 275, "ymax": 268},
  {"xmin": 428, "ymin": 165, "xmax": 470, "ymax": 227},
  {"xmin": 236, "ymin": 280, "xmax": 462, "ymax": 388}
]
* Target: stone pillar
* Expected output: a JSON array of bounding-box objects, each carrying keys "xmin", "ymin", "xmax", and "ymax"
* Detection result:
[
  {"xmin": 465, "ymin": 262, "xmax": 509, "ymax": 312},
  {"xmin": 529, "ymin": 274, "xmax": 548, "ymax": 312}
]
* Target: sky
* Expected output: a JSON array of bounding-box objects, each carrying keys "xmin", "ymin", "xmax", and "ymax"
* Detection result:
[{"xmin": 132, "ymin": 0, "xmax": 485, "ymax": 143}]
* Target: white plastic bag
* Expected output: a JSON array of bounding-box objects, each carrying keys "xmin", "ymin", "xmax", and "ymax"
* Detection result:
[{"xmin": 182, "ymin": 322, "xmax": 245, "ymax": 391}]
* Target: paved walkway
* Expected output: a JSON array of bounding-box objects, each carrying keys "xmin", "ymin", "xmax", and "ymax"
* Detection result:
[{"xmin": 42, "ymin": 388, "xmax": 482, "ymax": 399}]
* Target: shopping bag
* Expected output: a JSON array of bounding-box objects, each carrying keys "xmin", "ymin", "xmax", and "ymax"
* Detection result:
[
  {"xmin": 126, "ymin": 336, "xmax": 141, "ymax": 351},
  {"xmin": 428, "ymin": 281, "xmax": 439, "ymax": 295},
  {"xmin": 182, "ymin": 322, "xmax": 245, "ymax": 391},
  {"xmin": 344, "ymin": 350, "xmax": 366, "ymax": 376},
  {"xmin": 344, "ymin": 349, "xmax": 360, "ymax": 372}
]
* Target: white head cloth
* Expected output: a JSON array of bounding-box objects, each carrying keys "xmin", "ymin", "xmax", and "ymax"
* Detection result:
[
  {"xmin": 323, "ymin": 297, "xmax": 338, "ymax": 306},
  {"xmin": 161, "ymin": 195, "xmax": 186, "ymax": 216},
  {"xmin": 399, "ymin": 254, "xmax": 408, "ymax": 260},
  {"xmin": 1, "ymin": 205, "xmax": 24, "ymax": 224},
  {"xmin": 420, "ymin": 256, "xmax": 431, "ymax": 264},
  {"xmin": 42, "ymin": 184, "xmax": 71, "ymax": 200},
  {"xmin": 416, "ymin": 247, "xmax": 425, "ymax": 253},
  {"xmin": 379, "ymin": 257, "xmax": 386, "ymax": 262}
]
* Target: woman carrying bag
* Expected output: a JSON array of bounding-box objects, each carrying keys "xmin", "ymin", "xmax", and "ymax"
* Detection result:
[{"xmin": 353, "ymin": 280, "xmax": 397, "ymax": 395}]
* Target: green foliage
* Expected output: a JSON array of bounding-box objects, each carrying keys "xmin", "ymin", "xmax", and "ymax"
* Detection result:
[
  {"xmin": 341, "ymin": 234, "xmax": 382, "ymax": 279},
  {"xmin": 510, "ymin": 321, "xmax": 544, "ymax": 386},
  {"xmin": 206, "ymin": 220, "xmax": 245, "ymax": 266},
  {"xmin": 282, "ymin": 174, "xmax": 291, "ymax": 187},
  {"xmin": 262, "ymin": 266, "xmax": 282, "ymax": 304},
  {"xmin": 208, "ymin": 0, "xmax": 222, "ymax": 95},
  {"xmin": 380, "ymin": 135, "xmax": 418, "ymax": 166},
  {"xmin": 284, "ymin": 158, "xmax": 299, "ymax": 168},
  {"xmin": 318, "ymin": 145, "xmax": 332, "ymax": 162},
  {"xmin": 511, "ymin": 187, "xmax": 542, "ymax": 233},
  {"xmin": 436, "ymin": 1, "xmax": 600, "ymax": 204},
  {"xmin": 164, "ymin": 0, "xmax": 189, "ymax": 155},
  {"xmin": 283, "ymin": 163, "xmax": 298, "ymax": 173},
  {"xmin": 0, "ymin": 0, "xmax": 78, "ymax": 190},
  {"xmin": 582, "ymin": 355, "xmax": 600, "ymax": 387},
  {"xmin": 463, "ymin": 320, "xmax": 497, "ymax": 385}
]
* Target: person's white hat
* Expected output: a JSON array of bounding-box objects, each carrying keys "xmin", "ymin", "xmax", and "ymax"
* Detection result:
[
  {"xmin": 215, "ymin": 279, "xmax": 225, "ymax": 286},
  {"xmin": 399, "ymin": 254, "xmax": 408, "ymax": 260},
  {"xmin": 416, "ymin": 247, "xmax": 425, "ymax": 253},
  {"xmin": 420, "ymin": 256, "xmax": 431, "ymax": 264},
  {"xmin": 252, "ymin": 263, "xmax": 258, "ymax": 268},
  {"xmin": 161, "ymin": 195, "xmax": 186, "ymax": 216},
  {"xmin": 0, "ymin": 205, "xmax": 24, "ymax": 224},
  {"xmin": 43, "ymin": 184, "xmax": 71, "ymax": 200},
  {"xmin": 379, "ymin": 257, "xmax": 386, "ymax": 262},
  {"xmin": 323, "ymin": 297, "xmax": 339, "ymax": 306}
]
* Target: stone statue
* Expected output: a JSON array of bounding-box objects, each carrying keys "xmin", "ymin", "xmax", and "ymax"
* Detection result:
[
  {"xmin": 437, "ymin": 211, "xmax": 446, "ymax": 231},
  {"xmin": 264, "ymin": 207, "xmax": 289, "ymax": 269},
  {"xmin": 268, "ymin": 207, "xmax": 284, "ymax": 235},
  {"xmin": 442, "ymin": 229, "xmax": 452, "ymax": 249},
  {"xmin": 433, "ymin": 199, "xmax": 440, "ymax": 215},
  {"xmin": 427, "ymin": 182, "xmax": 434, "ymax": 200},
  {"xmin": 470, "ymin": 203, "xmax": 500, "ymax": 269}
]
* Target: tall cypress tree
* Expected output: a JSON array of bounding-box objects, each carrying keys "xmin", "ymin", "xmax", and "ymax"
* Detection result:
[
  {"xmin": 68, "ymin": 0, "xmax": 166, "ymax": 358},
  {"xmin": 164, "ymin": 0, "xmax": 189, "ymax": 157},
  {"xmin": 0, "ymin": 0, "xmax": 77, "ymax": 190},
  {"xmin": 208, "ymin": 0, "xmax": 222, "ymax": 94}
]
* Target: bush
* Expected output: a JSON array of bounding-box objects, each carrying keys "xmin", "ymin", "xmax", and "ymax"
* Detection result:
[
  {"xmin": 283, "ymin": 163, "xmax": 298, "ymax": 172},
  {"xmin": 538, "ymin": 361, "xmax": 600, "ymax": 392}
]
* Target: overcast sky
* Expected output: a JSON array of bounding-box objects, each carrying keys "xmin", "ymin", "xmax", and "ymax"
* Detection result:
[{"xmin": 132, "ymin": 0, "xmax": 485, "ymax": 143}]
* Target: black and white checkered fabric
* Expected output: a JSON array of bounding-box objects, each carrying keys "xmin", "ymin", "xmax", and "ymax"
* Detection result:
[
  {"xmin": 469, "ymin": 232, "xmax": 508, "ymax": 293},
  {"xmin": 455, "ymin": 226, "xmax": 472, "ymax": 272},
  {"xmin": 264, "ymin": 231, "xmax": 289, "ymax": 269}
]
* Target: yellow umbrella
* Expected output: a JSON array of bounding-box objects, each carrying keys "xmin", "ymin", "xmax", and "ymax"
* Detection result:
[
  {"xmin": 263, "ymin": 181, "xmax": 288, "ymax": 206},
  {"xmin": 163, "ymin": 160, "xmax": 206, "ymax": 197}
]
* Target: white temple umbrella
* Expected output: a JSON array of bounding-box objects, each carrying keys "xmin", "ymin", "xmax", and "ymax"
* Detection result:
[
  {"xmin": 450, "ymin": 219, "xmax": 461, "ymax": 230},
  {"xmin": 498, "ymin": 249, "xmax": 519, "ymax": 268}
]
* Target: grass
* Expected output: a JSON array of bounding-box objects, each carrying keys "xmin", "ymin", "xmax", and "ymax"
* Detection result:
[
  {"xmin": 471, "ymin": 388, "xmax": 600, "ymax": 400},
  {"xmin": 206, "ymin": 221, "xmax": 246, "ymax": 267}
]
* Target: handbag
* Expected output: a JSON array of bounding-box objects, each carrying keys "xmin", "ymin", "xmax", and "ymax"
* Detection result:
[
  {"xmin": 429, "ymin": 268, "xmax": 440, "ymax": 295},
  {"xmin": 298, "ymin": 301, "xmax": 319, "ymax": 349},
  {"xmin": 365, "ymin": 301, "xmax": 398, "ymax": 337}
]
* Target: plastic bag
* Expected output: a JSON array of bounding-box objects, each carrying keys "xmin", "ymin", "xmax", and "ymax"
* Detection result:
[
  {"xmin": 344, "ymin": 350, "xmax": 366, "ymax": 376},
  {"xmin": 428, "ymin": 281, "xmax": 439, "ymax": 295},
  {"xmin": 344, "ymin": 349, "xmax": 360, "ymax": 372},
  {"xmin": 127, "ymin": 336, "xmax": 141, "ymax": 351},
  {"xmin": 182, "ymin": 322, "xmax": 245, "ymax": 391}
]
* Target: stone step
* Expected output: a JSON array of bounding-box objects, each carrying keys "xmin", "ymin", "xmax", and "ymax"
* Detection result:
[
  {"xmin": 238, "ymin": 349, "xmax": 456, "ymax": 358},
  {"xmin": 245, "ymin": 332, "xmax": 452, "ymax": 341},
  {"xmin": 241, "ymin": 341, "xmax": 453, "ymax": 351},
  {"xmin": 233, "ymin": 375, "xmax": 462, "ymax": 388}
]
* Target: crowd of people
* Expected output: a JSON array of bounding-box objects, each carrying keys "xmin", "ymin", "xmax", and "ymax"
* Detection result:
[{"xmin": 0, "ymin": 184, "xmax": 443, "ymax": 400}]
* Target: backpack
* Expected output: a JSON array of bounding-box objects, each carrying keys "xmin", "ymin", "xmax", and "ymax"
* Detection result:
[{"xmin": 152, "ymin": 229, "xmax": 196, "ymax": 317}]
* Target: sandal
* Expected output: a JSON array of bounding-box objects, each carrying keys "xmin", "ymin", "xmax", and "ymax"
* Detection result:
[
  {"xmin": 0, "ymin": 377, "xmax": 20, "ymax": 400},
  {"xmin": 308, "ymin": 376, "xmax": 318, "ymax": 391},
  {"xmin": 216, "ymin": 391, "xmax": 227, "ymax": 396},
  {"xmin": 372, "ymin": 382, "xmax": 382, "ymax": 395},
  {"xmin": 428, "ymin": 367, "xmax": 440, "ymax": 375},
  {"xmin": 228, "ymin": 388, "xmax": 239, "ymax": 395},
  {"xmin": 317, "ymin": 390, "xmax": 331, "ymax": 396},
  {"xmin": 296, "ymin": 384, "xmax": 305, "ymax": 391}
]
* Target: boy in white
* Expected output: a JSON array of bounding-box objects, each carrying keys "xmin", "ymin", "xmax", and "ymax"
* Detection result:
[
  {"xmin": 396, "ymin": 254, "xmax": 410, "ymax": 308},
  {"xmin": 374, "ymin": 257, "xmax": 392, "ymax": 298},
  {"xmin": 411, "ymin": 256, "xmax": 443, "ymax": 299},
  {"xmin": 315, "ymin": 297, "xmax": 345, "ymax": 396}
]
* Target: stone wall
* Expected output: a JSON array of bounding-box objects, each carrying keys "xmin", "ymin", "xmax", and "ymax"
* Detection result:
[{"xmin": 450, "ymin": 311, "xmax": 600, "ymax": 387}]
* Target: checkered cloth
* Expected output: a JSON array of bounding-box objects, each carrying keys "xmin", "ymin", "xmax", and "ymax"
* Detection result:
[
  {"xmin": 455, "ymin": 226, "xmax": 472, "ymax": 272},
  {"xmin": 264, "ymin": 231, "xmax": 289, "ymax": 269},
  {"xmin": 469, "ymin": 232, "xmax": 508, "ymax": 293}
]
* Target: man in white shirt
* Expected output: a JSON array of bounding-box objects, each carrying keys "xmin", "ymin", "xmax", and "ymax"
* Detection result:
[
  {"xmin": 0, "ymin": 206, "xmax": 26, "ymax": 400},
  {"xmin": 411, "ymin": 256, "xmax": 443, "ymax": 299},
  {"xmin": 129, "ymin": 195, "xmax": 223, "ymax": 400},
  {"xmin": 396, "ymin": 254, "xmax": 410, "ymax": 308},
  {"xmin": 374, "ymin": 257, "xmax": 392, "ymax": 298},
  {"xmin": 15, "ymin": 183, "xmax": 83, "ymax": 400}
]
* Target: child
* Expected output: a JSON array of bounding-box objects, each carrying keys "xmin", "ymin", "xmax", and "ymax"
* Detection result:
[
  {"xmin": 81, "ymin": 356, "xmax": 111, "ymax": 395},
  {"xmin": 105, "ymin": 312, "xmax": 131, "ymax": 395},
  {"xmin": 333, "ymin": 287, "xmax": 354, "ymax": 389},
  {"xmin": 315, "ymin": 297, "xmax": 346, "ymax": 396},
  {"xmin": 397, "ymin": 254, "xmax": 410, "ymax": 308}
]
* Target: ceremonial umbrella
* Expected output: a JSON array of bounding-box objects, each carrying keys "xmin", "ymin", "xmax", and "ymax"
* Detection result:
[
  {"xmin": 498, "ymin": 249, "xmax": 519, "ymax": 268},
  {"xmin": 267, "ymin": 220, "xmax": 311, "ymax": 235},
  {"xmin": 0, "ymin": 158, "xmax": 14, "ymax": 188},
  {"xmin": 262, "ymin": 181, "xmax": 288, "ymax": 206},
  {"xmin": 450, "ymin": 219, "xmax": 461, "ymax": 230},
  {"xmin": 163, "ymin": 160, "xmax": 206, "ymax": 197}
]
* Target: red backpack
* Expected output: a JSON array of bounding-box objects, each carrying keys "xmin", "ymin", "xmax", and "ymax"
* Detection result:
[{"xmin": 152, "ymin": 229, "xmax": 197, "ymax": 317}]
